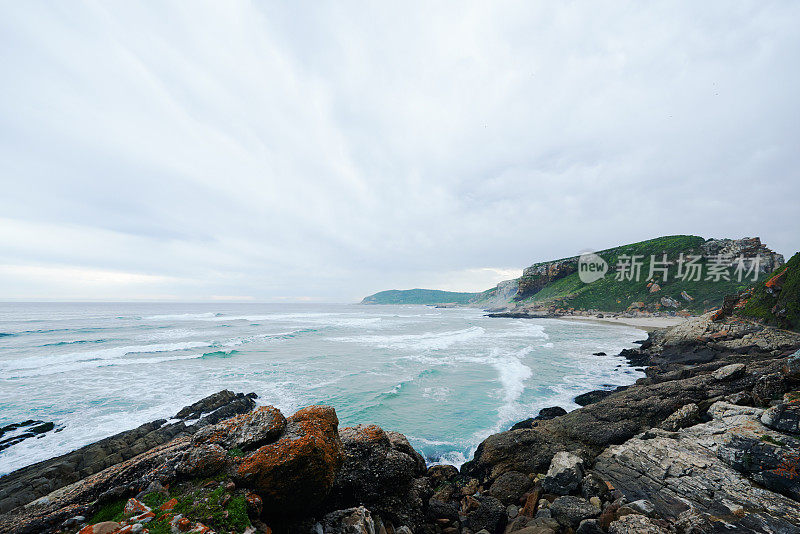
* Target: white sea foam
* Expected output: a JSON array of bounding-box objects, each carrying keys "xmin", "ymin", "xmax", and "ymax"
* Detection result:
[
  {"xmin": 329, "ymin": 326, "xmax": 486, "ymax": 351},
  {"xmin": 0, "ymin": 341, "xmax": 210, "ymax": 372}
]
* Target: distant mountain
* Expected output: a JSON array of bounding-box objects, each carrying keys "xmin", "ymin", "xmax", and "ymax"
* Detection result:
[
  {"xmin": 362, "ymin": 236, "xmax": 786, "ymax": 314},
  {"xmin": 360, "ymin": 289, "xmax": 478, "ymax": 305}
]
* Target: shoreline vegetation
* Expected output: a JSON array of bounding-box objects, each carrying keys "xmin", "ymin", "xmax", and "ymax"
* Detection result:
[{"xmin": 1, "ymin": 246, "xmax": 798, "ymax": 533}]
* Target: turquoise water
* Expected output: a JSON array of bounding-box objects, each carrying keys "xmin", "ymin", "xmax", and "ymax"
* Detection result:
[{"xmin": 0, "ymin": 303, "xmax": 646, "ymax": 475}]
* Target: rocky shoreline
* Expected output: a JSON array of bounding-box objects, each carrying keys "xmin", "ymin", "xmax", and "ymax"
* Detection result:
[{"xmin": 1, "ymin": 313, "xmax": 799, "ymax": 534}]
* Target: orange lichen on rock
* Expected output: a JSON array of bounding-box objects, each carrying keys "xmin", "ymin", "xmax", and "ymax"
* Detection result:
[
  {"xmin": 159, "ymin": 497, "xmax": 178, "ymax": 511},
  {"xmin": 234, "ymin": 405, "xmax": 343, "ymax": 515},
  {"xmin": 122, "ymin": 498, "xmax": 150, "ymax": 517}
]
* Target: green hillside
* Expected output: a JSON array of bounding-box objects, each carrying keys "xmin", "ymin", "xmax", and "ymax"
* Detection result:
[
  {"xmin": 518, "ymin": 235, "xmax": 756, "ymax": 313},
  {"xmin": 361, "ymin": 289, "xmax": 478, "ymax": 305},
  {"xmin": 737, "ymin": 252, "xmax": 800, "ymax": 331}
]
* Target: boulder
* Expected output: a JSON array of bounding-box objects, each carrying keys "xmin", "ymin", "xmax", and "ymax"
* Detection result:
[
  {"xmin": 234, "ymin": 405, "xmax": 343, "ymax": 515},
  {"xmin": 549, "ymin": 496, "xmax": 599, "ymax": 528},
  {"xmin": 658, "ymin": 403, "xmax": 699, "ymax": 432},
  {"xmin": 608, "ymin": 515, "xmax": 667, "ymax": 533},
  {"xmin": 712, "ymin": 364, "xmax": 745, "ymax": 381},
  {"xmin": 465, "ymin": 496, "xmax": 507, "ymax": 534},
  {"xmin": 575, "ymin": 518, "xmax": 604, "ymax": 534},
  {"xmin": 192, "ymin": 405, "xmax": 286, "ymax": 451},
  {"xmin": 488, "ymin": 471, "xmax": 531, "ymax": 504},
  {"xmin": 542, "ymin": 452, "xmax": 584, "ymax": 495},
  {"xmin": 761, "ymin": 402, "xmax": 800, "ymax": 433},
  {"xmin": 320, "ymin": 507, "xmax": 376, "ymax": 534},
  {"xmin": 325, "ymin": 424, "xmax": 429, "ymax": 530}
]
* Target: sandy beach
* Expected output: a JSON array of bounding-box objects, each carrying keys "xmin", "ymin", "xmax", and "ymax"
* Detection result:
[{"xmin": 558, "ymin": 314, "xmax": 690, "ymax": 332}]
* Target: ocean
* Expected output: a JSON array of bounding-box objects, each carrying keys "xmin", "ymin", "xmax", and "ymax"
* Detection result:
[{"xmin": 0, "ymin": 302, "xmax": 646, "ymax": 475}]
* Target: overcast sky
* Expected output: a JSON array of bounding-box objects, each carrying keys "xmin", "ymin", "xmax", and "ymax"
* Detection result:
[{"xmin": 1, "ymin": 2, "xmax": 798, "ymax": 302}]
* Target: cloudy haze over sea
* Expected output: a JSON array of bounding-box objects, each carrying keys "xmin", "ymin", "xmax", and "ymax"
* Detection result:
[{"xmin": 1, "ymin": 2, "xmax": 799, "ymax": 301}]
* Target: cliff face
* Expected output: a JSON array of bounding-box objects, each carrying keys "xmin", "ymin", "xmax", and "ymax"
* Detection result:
[{"xmin": 501, "ymin": 235, "xmax": 785, "ymax": 314}]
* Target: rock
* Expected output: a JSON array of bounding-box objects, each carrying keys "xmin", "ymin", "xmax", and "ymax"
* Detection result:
[
  {"xmin": 658, "ymin": 403, "xmax": 699, "ymax": 431},
  {"xmin": 626, "ymin": 499, "xmax": 655, "ymax": 516},
  {"xmin": 465, "ymin": 496, "xmax": 507, "ymax": 534},
  {"xmin": 123, "ymin": 498, "xmax": 150, "ymax": 517},
  {"xmin": 753, "ymin": 373, "xmax": 787, "ymax": 406},
  {"xmin": 427, "ymin": 464, "xmax": 458, "ymax": 487},
  {"xmin": 519, "ymin": 487, "xmax": 541, "ymax": 517},
  {"xmin": 660, "ymin": 296, "xmax": 679, "ymax": 308},
  {"xmin": 580, "ymin": 473, "xmax": 609, "ymax": 501},
  {"xmin": 427, "ymin": 499, "xmax": 459, "ymax": 522},
  {"xmin": 326, "ymin": 424, "xmax": 429, "ymax": 530},
  {"xmin": 510, "ymin": 408, "xmax": 567, "ymax": 430},
  {"xmin": 588, "ymin": 497, "xmax": 601, "ymax": 509},
  {"xmin": 549, "ymin": 496, "xmax": 599, "ymax": 528},
  {"xmin": 575, "ymin": 518, "xmax": 604, "ymax": 534},
  {"xmin": 712, "ymin": 363, "xmax": 745, "ymax": 381},
  {"xmin": 320, "ymin": 507, "xmax": 376, "ymax": 534},
  {"xmin": 783, "ymin": 350, "xmax": 800, "ymax": 378},
  {"xmin": 177, "ymin": 443, "xmax": 227, "ymax": 477},
  {"xmin": 192, "ymin": 405, "xmax": 286, "ymax": 450},
  {"xmin": 234, "ymin": 405, "xmax": 343, "ymax": 515},
  {"xmin": 649, "ymin": 283, "xmax": 661, "ymax": 293},
  {"xmin": 488, "ymin": 471, "xmax": 531, "ymax": 504},
  {"xmin": 79, "ymin": 522, "xmax": 123, "ymax": 534},
  {"xmin": 542, "ymin": 452, "xmax": 584, "ymax": 495},
  {"xmin": 761, "ymin": 402, "xmax": 800, "ymax": 433},
  {"xmin": 608, "ymin": 515, "xmax": 667, "ymax": 533},
  {"xmin": 595, "ymin": 402, "xmax": 800, "ymax": 531}
]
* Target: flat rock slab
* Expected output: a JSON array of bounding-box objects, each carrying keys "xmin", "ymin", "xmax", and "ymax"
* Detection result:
[{"xmin": 594, "ymin": 402, "xmax": 800, "ymax": 533}]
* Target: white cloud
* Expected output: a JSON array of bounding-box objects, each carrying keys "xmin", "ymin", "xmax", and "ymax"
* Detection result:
[{"xmin": 0, "ymin": 1, "xmax": 798, "ymax": 301}]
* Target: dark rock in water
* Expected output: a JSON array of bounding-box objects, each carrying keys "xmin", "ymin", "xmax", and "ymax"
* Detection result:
[
  {"xmin": 510, "ymin": 407, "xmax": 568, "ymax": 430},
  {"xmin": 573, "ymin": 386, "xmax": 628, "ymax": 407},
  {"xmin": 465, "ymin": 495, "xmax": 507, "ymax": 534},
  {"xmin": 592, "ymin": 352, "xmax": 606, "ymax": 356},
  {"xmin": 325, "ymin": 424, "xmax": 430, "ymax": 530},
  {"xmin": 549, "ymin": 496, "xmax": 599, "ymax": 528},
  {"xmin": 487, "ymin": 471, "xmax": 531, "ymax": 504},
  {"xmin": 175, "ymin": 389, "xmax": 258, "ymax": 426},
  {"xmin": 0, "ymin": 420, "xmax": 59, "ymax": 451}
]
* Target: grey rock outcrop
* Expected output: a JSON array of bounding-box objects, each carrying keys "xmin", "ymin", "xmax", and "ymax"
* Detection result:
[{"xmin": 594, "ymin": 402, "xmax": 800, "ymax": 532}]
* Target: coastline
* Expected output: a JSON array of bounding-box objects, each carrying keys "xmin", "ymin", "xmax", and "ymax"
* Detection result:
[
  {"xmin": 554, "ymin": 314, "xmax": 689, "ymax": 332},
  {"xmin": 2, "ymin": 314, "xmax": 799, "ymax": 534}
]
